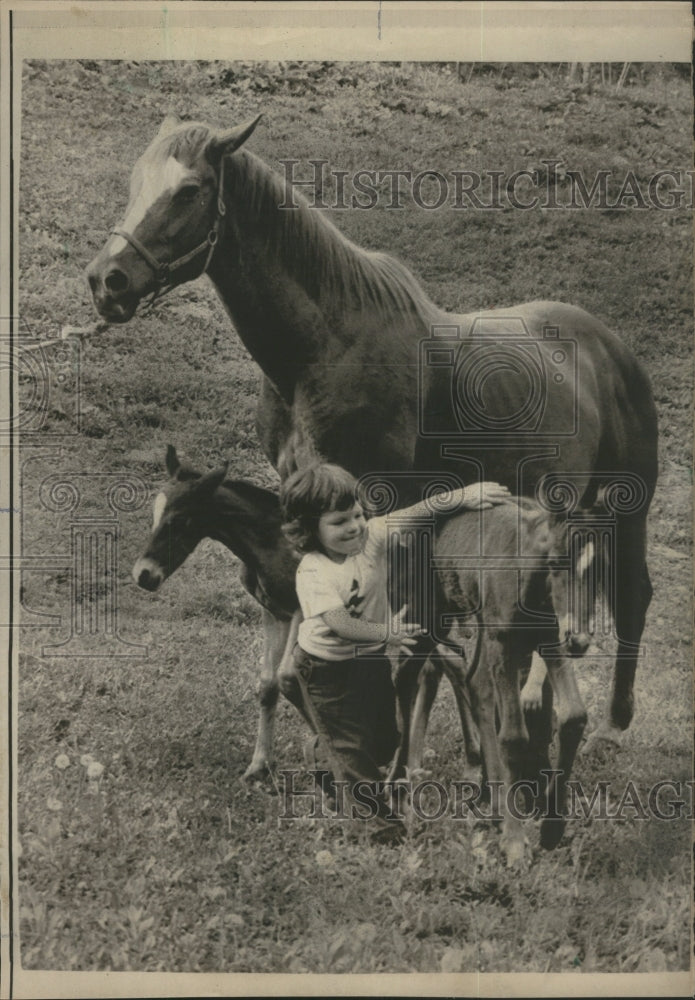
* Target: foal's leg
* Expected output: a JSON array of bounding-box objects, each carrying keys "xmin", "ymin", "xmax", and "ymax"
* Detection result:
[
  {"xmin": 539, "ymin": 654, "xmax": 587, "ymax": 849},
  {"xmin": 387, "ymin": 656, "xmax": 424, "ymax": 781},
  {"xmin": 275, "ymin": 610, "xmax": 314, "ymax": 726},
  {"xmin": 597, "ymin": 514, "xmax": 652, "ymax": 740},
  {"xmin": 243, "ymin": 609, "xmax": 294, "ymax": 780},
  {"xmin": 520, "ymin": 651, "xmax": 547, "ymax": 713},
  {"xmin": 486, "ymin": 636, "xmax": 530, "ymax": 866},
  {"xmin": 405, "ymin": 657, "xmax": 442, "ymax": 777},
  {"xmin": 522, "ymin": 659, "xmax": 554, "ymax": 804},
  {"xmin": 433, "ymin": 643, "xmax": 482, "ymax": 767}
]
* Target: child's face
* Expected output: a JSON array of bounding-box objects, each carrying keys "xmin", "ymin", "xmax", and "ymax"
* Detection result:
[{"xmin": 317, "ymin": 502, "xmax": 367, "ymax": 561}]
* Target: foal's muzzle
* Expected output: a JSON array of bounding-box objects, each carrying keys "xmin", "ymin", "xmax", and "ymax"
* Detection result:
[{"xmin": 132, "ymin": 558, "xmax": 164, "ymax": 591}]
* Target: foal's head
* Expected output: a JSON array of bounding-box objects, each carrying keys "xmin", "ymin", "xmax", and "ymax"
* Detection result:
[
  {"xmin": 132, "ymin": 445, "xmax": 227, "ymax": 592},
  {"xmin": 543, "ymin": 510, "xmax": 603, "ymax": 657},
  {"xmin": 86, "ymin": 114, "xmax": 262, "ymax": 323}
]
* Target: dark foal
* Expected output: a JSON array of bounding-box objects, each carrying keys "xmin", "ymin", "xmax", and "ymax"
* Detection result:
[
  {"xmin": 391, "ymin": 497, "xmax": 596, "ymax": 864},
  {"xmin": 132, "ymin": 446, "xmax": 302, "ymax": 779}
]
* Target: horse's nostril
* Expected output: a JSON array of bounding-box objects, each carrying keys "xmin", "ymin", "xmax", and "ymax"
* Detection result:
[{"xmin": 104, "ymin": 268, "xmax": 129, "ymax": 294}]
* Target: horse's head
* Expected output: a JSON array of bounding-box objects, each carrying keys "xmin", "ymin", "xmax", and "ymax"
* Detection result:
[
  {"xmin": 132, "ymin": 445, "xmax": 228, "ymax": 591},
  {"xmin": 86, "ymin": 114, "xmax": 262, "ymax": 323}
]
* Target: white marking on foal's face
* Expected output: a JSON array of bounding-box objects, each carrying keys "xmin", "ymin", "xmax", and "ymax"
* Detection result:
[
  {"xmin": 109, "ymin": 156, "xmax": 195, "ymax": 255},
  {"xmin": 576, "ymin": 539, "xmax": 595, "ymax": 578},
  {"xmin": 152, "ymin": 491, "xmax": 168, "ymax": 530}
]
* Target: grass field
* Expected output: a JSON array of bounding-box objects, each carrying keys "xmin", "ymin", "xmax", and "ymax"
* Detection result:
[{"xmin": 15, "ymin": 60, "xmax": 693, "ymax": 974}]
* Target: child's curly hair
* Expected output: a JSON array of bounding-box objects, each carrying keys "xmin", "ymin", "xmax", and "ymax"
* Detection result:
[{"xmin": 280, "ymin": 463, "xmax": 359, "ymax": 555}]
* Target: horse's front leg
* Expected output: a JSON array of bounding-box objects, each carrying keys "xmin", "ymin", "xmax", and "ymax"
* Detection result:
[{"xmin": 243, "ymin": 608, "xmax": 293, "ymax": 781}]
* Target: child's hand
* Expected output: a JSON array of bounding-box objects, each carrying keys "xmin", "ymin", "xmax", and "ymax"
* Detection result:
[
  {"xmin": 445, "ymin": 482, "xmax": 511, "ymax": 510},
  {"xmin": 387, "ymin": 604, "xmax": 425, "ymax": 657}
]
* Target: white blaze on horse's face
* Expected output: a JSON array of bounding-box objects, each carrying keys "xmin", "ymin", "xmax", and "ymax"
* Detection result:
[
  {"xmin": 152, "ymin": 491, "xmax": 168, "ymax": 530},
  {"xmin": 108, "ymin": 155, "xmax": 196, "ymax": 256}
]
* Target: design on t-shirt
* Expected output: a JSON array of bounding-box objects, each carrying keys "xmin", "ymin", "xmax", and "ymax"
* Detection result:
[{"xmin": 346, "ymin": 579, "xmax": 365, "ymax": 618}]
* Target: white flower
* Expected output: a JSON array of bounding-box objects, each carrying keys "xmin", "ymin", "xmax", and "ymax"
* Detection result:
[
  {"xmin": 86, "ymin": 761, "xmax": 104, "ymax": 780},
  {"xmin": 80, "ymin": 754, "xmax": 95, "ymax": 767},
  {"xmin": 315, "ymin": 849, "xmax": 335, "ymax": 867},
  {"xmin": 54, "ymin": 753, "xmax": 70, "ymax": 770},
  {"xmin": 46, "ymin": 796, "xmax": 63, "ymax": 811}
]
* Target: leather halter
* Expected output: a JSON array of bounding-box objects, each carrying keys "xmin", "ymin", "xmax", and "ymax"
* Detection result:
[{"xmin": 111, "ymin": 156, "xmax": 227, "ymax": 304}]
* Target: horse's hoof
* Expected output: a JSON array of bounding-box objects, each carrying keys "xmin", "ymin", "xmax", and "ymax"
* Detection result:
[
  {"xmin": 610, "ymin": 696, "xmax": 634, "ymax": 732},
  {"xmin": 540, "ymin": 815, "xmax": 566, "ymax": 850}
]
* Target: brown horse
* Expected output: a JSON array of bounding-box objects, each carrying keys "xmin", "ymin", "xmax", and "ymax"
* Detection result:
[{"xmin": 87, "ymin": 115, "xmax": 658, "ymax": 742}]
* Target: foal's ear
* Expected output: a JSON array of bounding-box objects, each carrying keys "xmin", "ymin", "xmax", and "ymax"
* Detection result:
[
  {"xmin": 206, "ymin": 114, "xmax": 263, "ymax": 163},
  {"xmin": 196, "ymin": 463, "xmax": 229, "ymax": 495},
  {"xmin": 157, "ymin": 114, "xmax": 181, "ymax": 139},
  {"xmin": 165, "ymin": 444, "xmax": 180, "ymax": 478}
]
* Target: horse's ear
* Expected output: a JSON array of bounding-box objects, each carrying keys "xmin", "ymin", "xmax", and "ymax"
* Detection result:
[
  {"xmin": 165, "ymin": 445, "xmax": 180, "ymax": 478},
  {"xmin": 196, "ymin": 463, "xmax": 229, "ymax": 495},
  {"xmin": 157, "ymin": 114, "xmax": 181, "ymax": 139},
  {"xmin": 206, "ymin": 114, "xmax": 262, "ymax": 163}
]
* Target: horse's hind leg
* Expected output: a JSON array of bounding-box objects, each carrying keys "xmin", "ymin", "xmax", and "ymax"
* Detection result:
[
  {"xmin": 601, "ymin": 515, "xmax": 652, "ymax": 739},
  {"xmin": 539, "ymin": 655, "xmax": 587, "ymax": 849}
]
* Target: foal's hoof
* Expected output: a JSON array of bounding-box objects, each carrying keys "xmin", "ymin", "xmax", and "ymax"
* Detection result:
[
  {"xmin": 540, "ymin": 815, "xmax": 566, "ymax": 850},
  {"xmin": 242, "ymin": 761, "xmax": 271, "ymax": 782},
  {"xmin": 464, "ymin": 742, "xmax": 482, "ymax": 768},
  {"xmin": 581, "ymin": 724, "xmax": 623, "ymax": 756},
  {"xmin": 500, "ymin": 834, "xmax": 529, "ymax": 868}
]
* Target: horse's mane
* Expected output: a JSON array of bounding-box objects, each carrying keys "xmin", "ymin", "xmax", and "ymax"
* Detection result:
[
  {"xmin": 157, "ymin": 122, "xmax": 441, "ymax": 327},
  {"xmin": 230, "ymin": 150, "xmax": 440, "ymax": 325},
  {"xmin": 220, "ymin": 477, "xmax": 281, "ymax": 515}
]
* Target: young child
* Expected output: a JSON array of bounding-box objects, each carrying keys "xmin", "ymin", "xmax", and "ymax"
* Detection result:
[{"xmin": 279, "ymin": 462, "xmax": 509, "ymax": 840}]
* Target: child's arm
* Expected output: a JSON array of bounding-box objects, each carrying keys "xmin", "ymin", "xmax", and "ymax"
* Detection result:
[
  {"xmin": 322, "ymin": 604, "xmax": 423, "ymax": 656},
  {"xmin": 387, "ymin": 481, "xmax": 511, "ymax": 526}
]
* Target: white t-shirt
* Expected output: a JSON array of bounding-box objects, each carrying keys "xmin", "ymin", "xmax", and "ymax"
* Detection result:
[{"xmin": 296, "ymin": 516, "xmax": 390, "ymax": 660}]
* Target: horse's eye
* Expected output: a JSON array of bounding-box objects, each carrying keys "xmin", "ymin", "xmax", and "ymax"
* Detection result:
[{"xmin": 177, "ymin": 184, "xmax": 200, "ymax": 202}]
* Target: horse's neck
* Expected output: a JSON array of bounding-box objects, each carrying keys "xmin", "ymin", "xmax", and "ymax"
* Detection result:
[
  {"xmin": 206, "ymin": 151, "xmax": 434, "ymax": 400},
  {"xmin": 207, "ymin": 484, "xmax": 286, "ymax": 574}
]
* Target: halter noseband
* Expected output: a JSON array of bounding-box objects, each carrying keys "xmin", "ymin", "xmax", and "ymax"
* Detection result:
[{"xmin": 111, "ymin": 156, "xmax": 227, "ymax": 309}]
